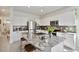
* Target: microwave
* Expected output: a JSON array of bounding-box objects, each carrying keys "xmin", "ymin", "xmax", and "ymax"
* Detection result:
[{"xmin": 50, "ymin": 21, "xmax": 58, "ymax": 26}]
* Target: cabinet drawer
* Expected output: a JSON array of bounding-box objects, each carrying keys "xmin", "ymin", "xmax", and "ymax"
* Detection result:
[{"xmin": 57, "ymin": 32, "xmax": 65, "ymax": 37}]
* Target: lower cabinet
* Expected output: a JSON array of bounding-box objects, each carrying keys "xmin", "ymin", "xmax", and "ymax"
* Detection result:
[
  {"xmin": 57, "ymin": 32, "xmax": 76, "ymax": 50},
  {"xmin": 51, "ymin": 42, "xmax": 64, "ymax": 52},
  {"xmin": 64, "ymin": 34, "xmax": 75, "ymax": 49},
  {"xmin": 11, "ymin": 32, "xmax": 21, "ymax": 43}
]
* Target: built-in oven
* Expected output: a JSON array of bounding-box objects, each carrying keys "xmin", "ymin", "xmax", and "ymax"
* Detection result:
[{"xmin": 50, "ymin": 21, "xmax": 58, "ymax": 26}]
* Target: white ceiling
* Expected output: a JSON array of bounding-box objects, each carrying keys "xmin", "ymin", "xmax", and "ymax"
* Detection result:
[
  {"xmin": 0, "ymin": 6, "xmax": 71, "ymax": 17},
  {"xmin": 12, "ymin": 6, "xmax": 68, "ymax": 16}
]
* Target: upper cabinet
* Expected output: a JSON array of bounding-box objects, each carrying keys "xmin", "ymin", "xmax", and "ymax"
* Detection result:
[{"xmin": 59, "ymin": 11, "xmax": 75, "ymax": 26}]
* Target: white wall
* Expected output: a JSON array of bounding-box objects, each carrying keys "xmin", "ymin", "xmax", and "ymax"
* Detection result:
[{"xmin": 40, "ymin": 7, "xmax": 75, "ymax": 26}]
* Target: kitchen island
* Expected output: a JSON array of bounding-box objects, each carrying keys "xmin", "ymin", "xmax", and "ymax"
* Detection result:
[{"xmin": 22, "ymin": 34, "xmax": 65, "ymax": 52}]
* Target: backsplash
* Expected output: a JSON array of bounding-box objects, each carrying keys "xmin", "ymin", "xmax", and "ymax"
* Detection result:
[
  {"xmin": 57, "ymin": 26, "xmax": 76, "ymax": 33},
  {"xmin": 13, "ymin": 25, "xmax": 28, "ymax": 31},
  {"xmin": 36, "ymin": 26, "xmax": 48, "ymax": 30},
  {"xmin": 13, "ymin": 25, "xmax": 76, "ymax": 33},
  {"xmin": 36, "ymin": 26, "xmax": 76, "ymax": 33}
]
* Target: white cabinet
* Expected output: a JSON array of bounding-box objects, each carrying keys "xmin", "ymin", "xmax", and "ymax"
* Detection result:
[
  {"xmin": 64, "ymin": 33, "xmax": 76, "ymax": 49},
  {"xmin": 57, "ymin": 32, "xmax": 76, "ymax": 49},
  {"xmin": 11, "ymin": 31, "xmax": 21, "ymax": 43},
  {"xmin": 51, "ymin": 42, "xmax": 64, "ymax": 52},
  {"xmin": 76, "ymin": 8, "xmax": 79, "ymax": 51},
  {"xmin": 57, "ymin": 32, "xmax": 65, "ymax": 37},
  {"xmin": 59, "ymin": 11, "xmax": 75, "ymax": 26}
]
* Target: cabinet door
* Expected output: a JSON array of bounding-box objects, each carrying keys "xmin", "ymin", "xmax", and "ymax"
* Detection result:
[
  {"xmin": 12, "ymin": 32, "xmax": 21, "ymax": 42},
  {"xmin": 59, "ymin": 11, "xmax": 75, "ymax": 26},
  {"xmin": 64, "ymin": 34, "xmax": 75, "ymax": 49},
  {"xmin": 51, "ymin": 42, "xmax": 64, "ymax": 52},
  {"xmin": 57, "ymin": 32, "xmax": 64, "ymax": 37},
  {"xmin": 57, "ymin": 32, "xmax": 75, "ymax": 49}
]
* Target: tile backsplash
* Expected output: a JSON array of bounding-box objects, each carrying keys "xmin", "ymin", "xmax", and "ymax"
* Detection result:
[
  {"xmin": 13, "ymin": 25, "xmax": 76, "ymax": 33},
  {"xmin": 36, "ymin": 26, "xmax": 76, "ymax": 33},
  {"xmin": 58, "ymin": 26, "xmax": 76, "ymax": 33}
]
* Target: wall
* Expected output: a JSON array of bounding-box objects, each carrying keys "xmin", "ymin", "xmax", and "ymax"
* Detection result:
[{"xmin": 40, "ymin": 7, "xmax": 75, "ymax": 26}]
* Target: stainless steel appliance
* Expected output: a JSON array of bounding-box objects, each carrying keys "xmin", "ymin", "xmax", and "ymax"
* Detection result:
[
  {"xmin": 50, "ymin": 21, "xmax": 58, "ymax": 26},
  {"xmin": 27, "ymin": 20, "xmax": 37, "ymax": 40}
]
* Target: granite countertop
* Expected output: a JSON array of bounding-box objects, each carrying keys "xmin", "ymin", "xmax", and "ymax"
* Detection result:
[
  {"xmin": 48, "ymin": 36, "xmax": 65, "ymax": 47},
  {"xmin": 26, "ymin": 35, "xmax": 65, "ymax": 52},
  {"xmin": 39, "ymin": 36, "xmax": 65, "ymax": 52}
]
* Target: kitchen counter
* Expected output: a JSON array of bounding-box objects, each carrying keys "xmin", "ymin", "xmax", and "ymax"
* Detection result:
[
  {"xmin": 57, "ymin": 32, "xmax": 76, "ymax": 50},
  {"xmin": 40, "ymin": 36, "xmax": 65, "ymax": 52},
  {"xmin": 56, "ymin": 32, "xmax": 76, "ymax": 34},
  {"xmin": 24, "ymin": 35, "xmax": 65, "ymax": 52}
]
